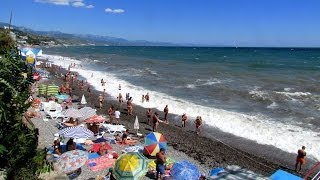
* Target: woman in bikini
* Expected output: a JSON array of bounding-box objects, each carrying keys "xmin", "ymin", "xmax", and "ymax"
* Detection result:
[{"xmin": 118, "ymin": 93, "xmax": 123, "ymax": 109}]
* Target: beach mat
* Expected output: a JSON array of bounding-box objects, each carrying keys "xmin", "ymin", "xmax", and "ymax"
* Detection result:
[
  {"xmin": 86, "ymin": 156, "xmax": 116, "ymax": 171},
  {"xmin": 270, "ymin": 169, "xmax": 302, "ymax": 180}
]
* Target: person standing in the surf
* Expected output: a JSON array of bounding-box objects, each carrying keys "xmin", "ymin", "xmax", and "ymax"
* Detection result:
[
  {"xmin": 127, "ymin": 97, "xmax": 133, "ymax": 115},
  {"xmin": 163, "ymin": 105, "xmax": 169, "ymax": 123},
  {"xmin": 145, "ymin": 93, "xmax": 150, "ymax": 102}
]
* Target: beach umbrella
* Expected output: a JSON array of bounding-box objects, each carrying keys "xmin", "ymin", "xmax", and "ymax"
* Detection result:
[
  {"xmin": 79, "ymin": 107, "xmax": 96, "ymax": 120},
  {"xmin": 144, "ymin": 132, "xmax": 167, "ymax": 156},
  {"xmin": 56, "ymin": 149, "xmax": 88, "ymax": 173},
  {"xmin": 38, "ymin": 84, "xmax": 47, "ymax": 96},
  {"xmin": 134, "ymin": 116, "xmax": 139, "ymax": 134},
  {"xmin": 58, "ymin": 126, "xmax": 94, "ymax": 138},
  {"xmin": 113, "ymin": 152, "xmax": 148, "ymax": 180},
  {"xmin": 47, "ymin": 85, "xmax": 59, "ymax": 96},
  {"xmin": 170, "ymin": 161, "xmax": 200, "ymax": 180},
  {"xmin": 64, "ymin": 108, "xmax": 83, "ymax": 118},
  {"xmin": 85, "ymin": 115, "xmax": 106, "ymax": 123},
  {"xmin": 80, "ymin": 94, "xmax": 87, "ymax": 105}
]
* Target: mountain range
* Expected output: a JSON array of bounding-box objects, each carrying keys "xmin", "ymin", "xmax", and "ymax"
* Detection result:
[{"xmin": 0, "ymin": 22, "xmax": 184, "ymax": 46}]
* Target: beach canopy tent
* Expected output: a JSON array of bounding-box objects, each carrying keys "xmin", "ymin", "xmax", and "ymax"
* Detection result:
[
  {"xmin": 270, "ymin": 169, "xmax": 302, "ymax": 180},
  {"xmin": 113, "ymin": 152, "xmax": 148, "ymax": 180},
  {"xmin": 19, "ymin": 47, "xmax": 43, "ymax": 67},
  {"xmin": 19, "ymin": 47, "xmax": 43, "ymax": 57}
]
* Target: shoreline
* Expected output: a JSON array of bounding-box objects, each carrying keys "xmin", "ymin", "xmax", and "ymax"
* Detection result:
[{"xmin": 41, "ymin": 55, "xmax": 312, "ymax": 177}]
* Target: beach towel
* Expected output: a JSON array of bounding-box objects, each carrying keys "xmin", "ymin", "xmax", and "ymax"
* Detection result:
[
  {"xmin": 86, "ymin": 156, "xmax": 116, "ymax": 171},
  {"xmin": 89, "ymin": 143, "xmax": 113, "ymax": 153},
  {"xmin": 88, "ymin": 153, "xmax": 100, "ymax": 159}
]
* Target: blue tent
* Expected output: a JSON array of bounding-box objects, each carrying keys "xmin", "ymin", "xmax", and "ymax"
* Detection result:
[{"xmin": 270, "ymin": 169, "xmax": 302, "ymax": 180}]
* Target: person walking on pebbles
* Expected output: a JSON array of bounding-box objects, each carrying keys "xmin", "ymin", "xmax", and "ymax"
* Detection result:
[
  {"xmin": 194, "ymin": 116, "xmax": 202, "ymax": 135},
  {"xmin": 98, "ymin": 94, "xmax": 104, "ymax": 109},
  {"xmin": 181, "ymin": 113, "xmax": 187, "ymax": 128},
  {"xmin": 295, "ymin": 146, "xmax": 306, "ymax": 172}
]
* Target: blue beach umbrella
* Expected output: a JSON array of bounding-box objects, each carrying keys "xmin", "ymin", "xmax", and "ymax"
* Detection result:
[{"xmin": 170, "ymin": 161, "xmax": 200, "ymax": 180}]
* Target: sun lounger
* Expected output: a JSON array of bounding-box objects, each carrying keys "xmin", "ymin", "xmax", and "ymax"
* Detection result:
[{"xmin": 101, "ymin": 124, "xmax": 126, "ymax": 135}]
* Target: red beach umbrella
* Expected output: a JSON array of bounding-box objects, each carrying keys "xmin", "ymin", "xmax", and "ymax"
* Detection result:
[{"xmin": 85, "ymin": 115, "xmax": 106, "ymax": 123}]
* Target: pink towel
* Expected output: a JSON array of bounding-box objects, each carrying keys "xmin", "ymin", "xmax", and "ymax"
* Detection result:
[{"xmin": 86, "ymin": 156, "xmax": 116, "ymax": 171}]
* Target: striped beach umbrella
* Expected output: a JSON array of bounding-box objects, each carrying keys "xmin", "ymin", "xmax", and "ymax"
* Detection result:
[
  {"xmin": 113, "ymin": 152, "xmax": 148, "ymax": 180},
  {"xmin": 58, "ymin": 126, "xmax": 94, "ymax": 138},
  {"xmin": 79, "ymin": 107, "xmax": 96, "ymax": 120},
  {"xmin": 64, "ymin": 108, "xmax": 83, "ymax": 118},
  {"xmin": 47, "ymin": 85, "xmax": 59, "ymax": 96},
  {"xmin": 56, "ymin": 150, "xmax": 88, "ymax": 173},
  {"xmin": 39, "ymin": 84, "xmax": 47, "ymax": 96},
  {"xmin": 144, "ymin": 132, "xmax": 167, "ymax": 156}
]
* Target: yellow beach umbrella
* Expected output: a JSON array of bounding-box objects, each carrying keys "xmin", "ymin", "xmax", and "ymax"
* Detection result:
[
  {"xmin": 26, "ymin": 55, "xmax": 35, "ymax": 64},
  {"xmin": 114, "ymin": 152, "xmax": 148, "ymax": 180}
]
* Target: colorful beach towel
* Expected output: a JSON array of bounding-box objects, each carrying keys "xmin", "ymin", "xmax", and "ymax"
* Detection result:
[
  {"xmin": 89, "ymin": 143, "xmax": 113, "ymax": 153},
  {"xmin": 86, "ymin": 156, "xmax": 116, "ymax": 171}
]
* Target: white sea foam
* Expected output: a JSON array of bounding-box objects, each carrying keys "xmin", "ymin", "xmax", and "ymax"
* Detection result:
[
  {"xmin": 186, "ymin": 78, "xmax": 222, "ymax": 89},
  {"xmin": 275, "ymin": 91, "xmax": 312, "ymax": 97},
  {"xmin": 44, "ymin": 54, "xmax": 320, "ymax": 161},
  {"xmin": 249, "ymin": 88, "xmax": 269, "ymax": 100},
  {"xmin": 267, "ymin": 102, "xmax": 278, "ymax": 109}
]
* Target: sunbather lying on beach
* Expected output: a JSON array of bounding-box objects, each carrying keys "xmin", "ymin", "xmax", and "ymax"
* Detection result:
[{"xmin": 52, "ymin": 137, "xmax": 62, "ymax": 155}]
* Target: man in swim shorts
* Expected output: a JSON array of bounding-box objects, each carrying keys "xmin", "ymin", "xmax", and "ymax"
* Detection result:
[
  {"xmin": 295, "ymin": 146, "xmax": 306, "ymax": 172},
  {"xmin": 156, "ymin": 148, "xmax": 166, "ymax": 179}
]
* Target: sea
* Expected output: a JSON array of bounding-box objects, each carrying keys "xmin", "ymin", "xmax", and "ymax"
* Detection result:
[{"xmin": 43, "ymin": 46, "xmax": 320, "ymax": 161}]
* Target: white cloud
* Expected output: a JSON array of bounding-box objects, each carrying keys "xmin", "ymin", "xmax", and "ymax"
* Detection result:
[
  {"xmin": 105, "ymin": 8, "xmax": 125, "ymax": 14},
  {"xmin": 34, "ymin": 0, "xmax": 93, "ymax": 8},
  {"xmin": 72, "ymin": 1, "xmax": 85, "ymax": 7},
  {"xmin": 86, "ymin": 4, "xmax": 94, "ymax": 8}
]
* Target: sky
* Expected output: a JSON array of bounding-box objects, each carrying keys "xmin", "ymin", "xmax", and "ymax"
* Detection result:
[{"xmin": 0, "ymin": 0, "xmax": 320, "ymax": 47}]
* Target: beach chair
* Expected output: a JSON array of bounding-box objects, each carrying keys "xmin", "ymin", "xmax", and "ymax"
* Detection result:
[{"xmin": 102, "ymin": 124, "xmax": 126, "ymax": 135}]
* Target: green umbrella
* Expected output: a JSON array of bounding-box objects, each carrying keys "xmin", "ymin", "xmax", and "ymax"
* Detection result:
[{"xmin": 113, "ymin": 152, "xmax": 148, "ymax": 180}]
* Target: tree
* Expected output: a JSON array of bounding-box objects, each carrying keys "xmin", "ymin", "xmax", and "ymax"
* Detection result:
[{"xmin": 0, "ymin": 30, "xmax": 44, "ymax": 179}]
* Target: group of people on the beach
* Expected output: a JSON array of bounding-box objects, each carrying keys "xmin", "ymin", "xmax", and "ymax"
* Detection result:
[{"xmin": 97, "ymin": 77, "xmax": 203, "ymax": 134}]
